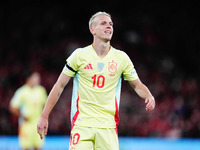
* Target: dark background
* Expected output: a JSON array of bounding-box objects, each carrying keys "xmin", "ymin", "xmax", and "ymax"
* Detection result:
[{"xmin": 0, "ymin": 1, "xmax": 200, "ymax": 138}]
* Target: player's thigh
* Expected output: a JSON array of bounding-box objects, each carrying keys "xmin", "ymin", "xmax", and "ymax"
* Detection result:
[
  {"xmin": 69, "ymin": 140, "xmax": 94, "ymax": 150},
  {"xmin": 69, "ymin": 125, "xmax": 94, "ymax": 150},
  {"xmin": 95, "ymin": 128, "xmax": 119, "ymax": 150},
  {"xmin": 18, "ymin": 123, "xmax": 32, "ymax": 149}
]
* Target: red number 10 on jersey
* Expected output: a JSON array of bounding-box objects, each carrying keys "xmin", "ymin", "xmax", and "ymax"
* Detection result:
[{"xmin": 91, "ymin": 74, "xmax": 105, "ymax": 88}]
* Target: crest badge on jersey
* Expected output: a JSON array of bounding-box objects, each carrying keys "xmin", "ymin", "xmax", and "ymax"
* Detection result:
[{"xmin": 108, "ymin": 60, "xmax": 117, "ymax": 73}]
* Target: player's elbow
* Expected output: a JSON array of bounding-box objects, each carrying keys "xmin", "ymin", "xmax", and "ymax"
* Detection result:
[
  {"xmin": 9, "ymin": 105, "xmax": 19, "ymax": 116},
  {"xmin": 9, "ymin": 105, "xmax": 14, "ymax": 114}
]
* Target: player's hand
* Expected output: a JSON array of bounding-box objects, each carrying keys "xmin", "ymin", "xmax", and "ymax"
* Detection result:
[
  {"xmin": 37, "ymin": 116, "xmax": 48, "ymax": 139},
  {"xmin": 145, "ymin": 96, "xmax": 155, "ymax": 112},
  {"xmin": 22, "ymin": 115, "xmax": 29, "ymax": 122}
]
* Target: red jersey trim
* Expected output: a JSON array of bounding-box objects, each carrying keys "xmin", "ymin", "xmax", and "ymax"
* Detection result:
[
  {"xmin": 71, "ymin": 96, "xmax": 79, "ymax": 130},
  {"xmin": 115, "ymin": 97, "xmax": 119, "ymax": 135}
]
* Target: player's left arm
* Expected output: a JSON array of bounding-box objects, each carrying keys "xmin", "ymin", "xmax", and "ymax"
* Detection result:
[{"xmin": 128, "ymin": 78, "xmax": 155, "ymax": 112}]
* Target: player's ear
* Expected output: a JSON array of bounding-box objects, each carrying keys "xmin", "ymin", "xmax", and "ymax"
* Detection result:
[{"xmin": 90, "ymin": 27, "xmax": 96, "ymax": 35}]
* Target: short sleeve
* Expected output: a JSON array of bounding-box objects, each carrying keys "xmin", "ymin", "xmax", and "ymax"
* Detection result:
[
  {"xmin": 10, "ymin": 89, "xmax": 23, "ymax": 109},
  {"xmin": 62, "ymin": 49, "xmax": 80, "ymax": 77},
  {"xmin": 122, "ymin": 53, "xmax": 139, "ymax": 81}
]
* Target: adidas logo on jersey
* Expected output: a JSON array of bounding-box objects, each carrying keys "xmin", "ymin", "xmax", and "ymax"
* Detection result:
[{"xmin": 84, "ymin": 64, "xmax": 93, "ymax": 69}]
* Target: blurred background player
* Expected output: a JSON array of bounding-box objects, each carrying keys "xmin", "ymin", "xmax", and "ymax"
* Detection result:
[{"xmin": 10, "ymin": 70, "xmax": 47, "ymax": 150}]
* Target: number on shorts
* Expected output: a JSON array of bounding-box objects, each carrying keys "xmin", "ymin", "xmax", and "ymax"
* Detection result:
[{"xmin": 72, "ymin": 133, "xmax": 80, "ymax": 145}]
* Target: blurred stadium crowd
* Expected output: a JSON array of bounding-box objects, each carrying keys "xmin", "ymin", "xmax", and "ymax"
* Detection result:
[{"xmin": 0, "ymin": 1, "xmax": 200, "ymax": 138}]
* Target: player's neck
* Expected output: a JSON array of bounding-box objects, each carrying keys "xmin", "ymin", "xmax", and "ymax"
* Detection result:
[
  {"xmin": 26, "ymin": 82, "xmax": 34, "ymax": 88},
  {"xmin": 92, "ymin": 39, "xmax": 110, "ymax": 58}
]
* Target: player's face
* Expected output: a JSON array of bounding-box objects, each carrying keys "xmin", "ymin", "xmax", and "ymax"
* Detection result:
[
  {"xmin": 91, "ymin": 15, "xmax": 113, "ymax": 41},
  {"xmin": 29, "ymin": 72, "xmax": 41, "ymax": 86}
]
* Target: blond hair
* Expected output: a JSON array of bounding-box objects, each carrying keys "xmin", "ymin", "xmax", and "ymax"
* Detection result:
[{"xmin": 89, "ymin": 11, "xmax": 111, "ymax": 29}]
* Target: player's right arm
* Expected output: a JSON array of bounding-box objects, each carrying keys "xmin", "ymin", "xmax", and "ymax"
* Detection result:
[
  {"xmin": 37, "ymin": 72, "xmax": 71, "ymax": 139},
  {"xmin": 9, "ymin": 106, "xmax": 28, "ymax": 121},
  {"xmin": 9, "ymin": 87, "xmax": 29, "ymax": 121}
]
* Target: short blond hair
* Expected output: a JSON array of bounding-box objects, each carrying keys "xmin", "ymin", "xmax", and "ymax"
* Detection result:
[{"xmin": 89, "ymin": 11, "xmax": 111, "ymax": 29}]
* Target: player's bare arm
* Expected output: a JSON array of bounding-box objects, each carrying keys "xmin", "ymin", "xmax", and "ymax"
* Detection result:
[
  {"xmin": 129, "ymin": 79, "xmax": 155, "ymax": 112},
  {"xmin": 37, "ymin": 72, "xmax": 71, "ymax": 139},
  {"xmin": 9, "ymin": 106, "xmax": 28, "ymax": 121}
]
